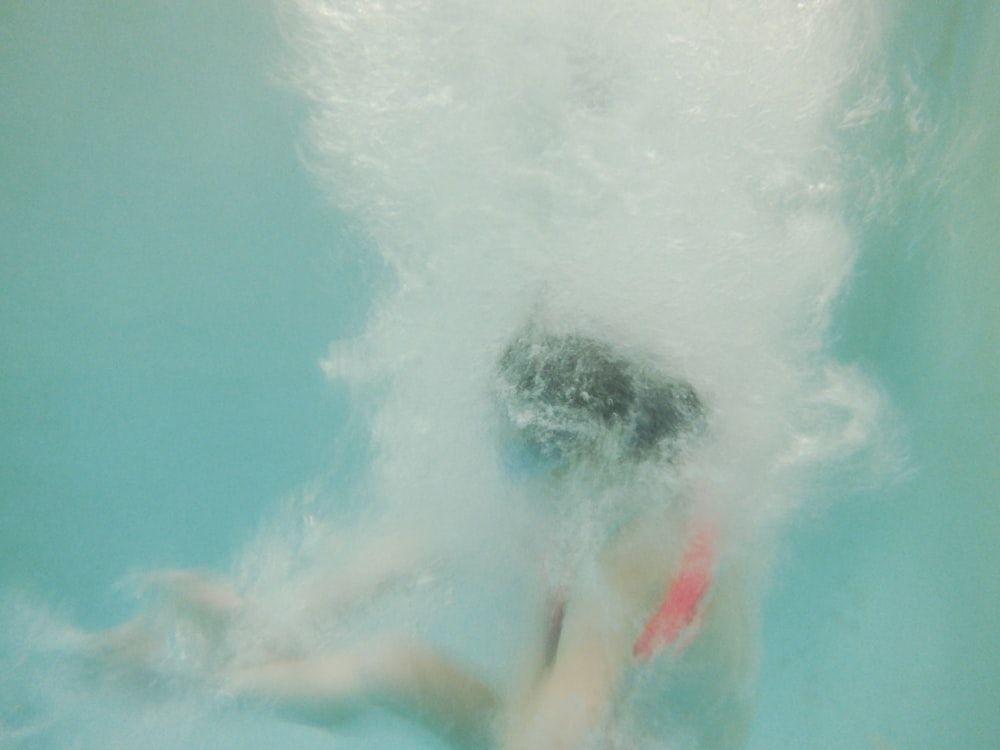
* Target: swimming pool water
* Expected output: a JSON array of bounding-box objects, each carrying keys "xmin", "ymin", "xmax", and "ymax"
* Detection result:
[{"xmin": 1, "ymin": 1, "xmax": 997, "ymax": 748}]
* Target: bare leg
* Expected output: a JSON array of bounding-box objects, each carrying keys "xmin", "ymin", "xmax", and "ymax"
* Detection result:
[{"xmin": 226, "ymin": 636, "xmax": 500, "ymax": 750}]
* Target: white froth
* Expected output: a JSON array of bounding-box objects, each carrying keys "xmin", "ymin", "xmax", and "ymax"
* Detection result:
[{"xmin": 280, "ymin": 0, "xmax": 890, "ymax": 543}]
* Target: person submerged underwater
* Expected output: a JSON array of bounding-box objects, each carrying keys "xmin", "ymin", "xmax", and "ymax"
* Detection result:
[{"xmin": 83, "ymin": 325, "xmax": 754, "ymax": 749}]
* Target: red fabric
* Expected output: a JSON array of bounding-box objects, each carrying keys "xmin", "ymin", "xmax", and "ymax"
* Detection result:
[{"xmin": 632, "ymin": 525, "xmax": 716, "ymax": 661}]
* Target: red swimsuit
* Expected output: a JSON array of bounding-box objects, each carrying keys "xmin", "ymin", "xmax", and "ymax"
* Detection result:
[
  {"xmin": 543, "ymin": 522, "xmax": 717, "ymax": 665},
  {"xmin": 633, "ymin": 524, "xmax": 717, "ymax": 661}
]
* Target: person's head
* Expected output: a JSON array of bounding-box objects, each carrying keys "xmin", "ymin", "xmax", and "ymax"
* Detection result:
[{"xmin": 494, "ymin": 327, "xmax": 706, "ymax": 475}]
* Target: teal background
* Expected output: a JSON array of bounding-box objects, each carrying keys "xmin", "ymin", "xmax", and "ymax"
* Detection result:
[
  {"xmin": 1, "ymin": 2, "xmax": 997, "ymax": 748},
  {"xmin": 0, "ymin": 0, "xmax": 377, "ymax": 625},
  {"xmin": 750, "ymin": 4, "xmax": 1000, "ymax": 748},
  {"xmin": 751, "ymin": 2, "xmax": 1000, "ymax": 750}
]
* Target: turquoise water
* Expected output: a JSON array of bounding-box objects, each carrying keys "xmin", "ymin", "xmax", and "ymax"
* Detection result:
[{"xmin": 1, "ymin": 2, "xmax": 997, "ymax": 748}]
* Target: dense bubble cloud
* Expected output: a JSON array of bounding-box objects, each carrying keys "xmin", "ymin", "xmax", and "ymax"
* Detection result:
[
  {"xmin": 282, "ymin": 0, "xmax": 894, "ymax": 546},
  {"xmin": 7, "ymin": 1, "xmax": 955, "ymax": 748},
  {"xmin": 260, "ymin": 2, "xmax": 899, "ymax": 746}
]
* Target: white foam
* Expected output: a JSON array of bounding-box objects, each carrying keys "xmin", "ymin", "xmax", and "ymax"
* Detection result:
[
  {"xmin": 260, "ymin": 7, "xmax": 903, "ymax": 744},
  {"xmin": 280, "ymin": 0, "xmax": 894, "ymax": 547},
  {"xmin": 2, "ymin": 3, "xmax": 906, "ymax": 748}
]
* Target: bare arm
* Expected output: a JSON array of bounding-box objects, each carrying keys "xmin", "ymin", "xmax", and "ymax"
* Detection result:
[
  {"xmin": 499, "ymin": 498, "xmax": 720, "ymax": 750},
  {"xmin": 500, "ymin": 513, "xmax": 681, "ymax": 750},
  {"xmin": 226, "ymin": 636, "xmax": 499, "ymax": 750},
  {"xmin": 499, "ymin": 585, "xmax": 632, "ymax": 749}
]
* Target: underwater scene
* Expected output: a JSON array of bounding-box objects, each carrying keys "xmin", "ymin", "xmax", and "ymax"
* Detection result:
[{"xmin": 1, "ymin": 1, "xmax": 997, "ymax": 748}]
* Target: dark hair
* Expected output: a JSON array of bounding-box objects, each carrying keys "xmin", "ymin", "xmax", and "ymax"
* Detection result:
[{"xmin": 495, "ymin": 329, "xmax": 705, "ymax": 465}]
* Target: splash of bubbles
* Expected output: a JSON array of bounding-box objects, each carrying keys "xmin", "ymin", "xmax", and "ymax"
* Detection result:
[{"xmin": 280, "ymin": 0, "xmax": 895, "ymax": 545}]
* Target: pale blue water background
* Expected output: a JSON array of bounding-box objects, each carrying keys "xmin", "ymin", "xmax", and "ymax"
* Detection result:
[
  {"xmin": 1, "ymin": 0, "xmax": 378, "ymax": 619},
  {"xmin": 1, "ymin": 2, "xmax": 997, "ymax": 748}
]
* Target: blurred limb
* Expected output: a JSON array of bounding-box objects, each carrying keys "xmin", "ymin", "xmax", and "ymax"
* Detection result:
[
  {"xmin": 141, "ymin": 568, "xmax": 246, "ymax": 636},
  {"xmin": 75, "ymin": 568, "xmax": 245, "ymax": 688},
  {"xmin": 296, "ymin": 528, "xmax": 439, "ymax": 624},
  {"xmin": 498, "ymin": 513, "xmax": 666, "ymax": 750},
  {"xmin": 498, "ymin": 567, "xmax": 632, "ymax": 750},
  {"xmin": 78, "ymin": 617, "xmax": 164, "ymax": 687},
  {"xmin": 499, "ymin": 499, "xmax": 728, "ymax": 750},
  {"xmin": 225, "ymin": 635, "xmax": 500, "ymax": 750},
  {"xmin": 80, "ymin": 526, "xmax": 438, "ymax": 682}
]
